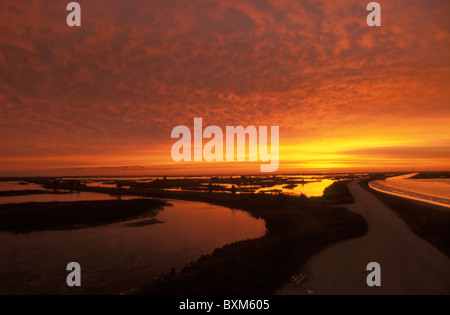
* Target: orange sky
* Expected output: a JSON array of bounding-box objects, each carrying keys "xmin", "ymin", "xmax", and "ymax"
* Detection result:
[{"xmin": 0, "ymin": 0, "xmax": 449, "ymax": 176}]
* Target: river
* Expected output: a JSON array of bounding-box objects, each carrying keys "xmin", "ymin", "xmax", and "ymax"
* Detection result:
[{"xmin": 0, "ymin": 189, "xmax": 266, "ymax": 294}]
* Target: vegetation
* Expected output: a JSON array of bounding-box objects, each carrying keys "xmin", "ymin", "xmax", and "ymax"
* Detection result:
[
  {"xmin": 0, "ymin": 198, "xmax": 166, "ymax": 233},
  {"xmin": 0, "ymin": 190, "xmax": 70, "ymax": 197},
  {"xmin": 319, "ymin": 180, "xmax": 354, "ymax": 204},
  {"xmin": 409, "ymin": 172, "xmax": 450, "ymax": 179}
]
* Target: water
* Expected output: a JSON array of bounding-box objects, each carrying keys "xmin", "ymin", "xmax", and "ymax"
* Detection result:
[
  {"xmin": 257, "ymin": 179, "xmax": 335, "ymax": 197},
  {"xmin": 0, "ymin": 200, "xmax": 266, "ymax": 294},
  {"xmin": 85, "ymin": 182, "xmax": 122, "ymax": 188},
  {"xmin": 161, "ymin": 179, "xmax": 335, "ymax": 196},
  {"xmin": 62, "ymin": 177, "xmax": 155, "ymax": 181},
  {"xmin": 369, "ymin": 173, "xmax": 450, "ymax": 209},
  {"xmin": 0, "ymin": 180, "xmax": 141, "ymax": 204},
  {"xmin": 0, "ymin": 181, "xmax": 44, "ymax": 191}
]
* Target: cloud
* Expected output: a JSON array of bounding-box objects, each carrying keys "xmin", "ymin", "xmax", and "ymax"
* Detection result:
[
  {"xmin": 340, "ymin": 144, "xmax": 450, "ymax": 159},
  {"xmin": 0, "ymin": 0, "xmax": 449, "ymax": 174}
]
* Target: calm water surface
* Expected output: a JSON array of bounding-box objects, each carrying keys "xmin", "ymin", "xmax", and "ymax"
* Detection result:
[
  {"xmin": 0, "ymin": 181, "xmax": 44, "ymax": 191},
  {"xmin": 257, "ymin": 179, "xmax": 335, "ymax": 197},
  {"xmin": 0, "ymin": 200, "xmax": 266, "ymax": 294}
]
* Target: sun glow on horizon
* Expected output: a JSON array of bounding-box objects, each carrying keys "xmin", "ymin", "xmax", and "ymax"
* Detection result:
[{"xmin": 0, "ymin": 1, "xmax": 449, "ymax": 176}]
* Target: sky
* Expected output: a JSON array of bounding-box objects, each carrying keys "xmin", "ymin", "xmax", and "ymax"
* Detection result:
[{"xmin": 0, "ymin": 0, "xmax": 449, "ymax": 176}]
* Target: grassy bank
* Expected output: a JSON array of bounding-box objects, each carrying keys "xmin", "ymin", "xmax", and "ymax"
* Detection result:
[
  {"xmin": 132, "ymin": 184, "xmax": 366, "ymax": 294},
  {"xmin": 137, "ymin": 202, "xmax": 366, "ymax": 294},
  {"xmin": 319, "ymin": 180, "xmax": 355, "ymax": 204},
  {"xmin": 361, "ymin": 179, "xmax": 450, "ymax": 257},
  {"xmin": 0, "ymin": 198, "xmax": 167, "ymax": 233}
]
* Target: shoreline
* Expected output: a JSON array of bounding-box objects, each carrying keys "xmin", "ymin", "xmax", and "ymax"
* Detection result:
[
  {"xmin": 361, "ymin": 179, "xmax": 450, "ymax": 257},
  {"xmin": 368, "ymin": 181, "xmax": 450, "ymax": 209}
]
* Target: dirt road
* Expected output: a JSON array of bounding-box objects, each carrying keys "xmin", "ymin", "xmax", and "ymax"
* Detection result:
[{"xmin": 278, "ymin": 181, "xmax": 450, "ymax": 294}]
